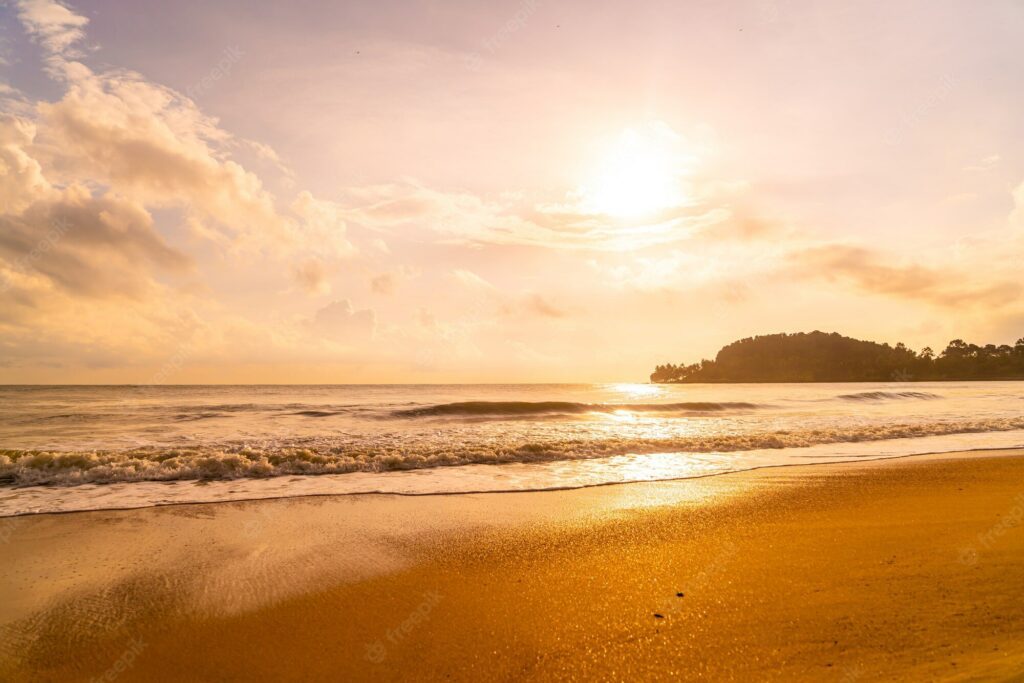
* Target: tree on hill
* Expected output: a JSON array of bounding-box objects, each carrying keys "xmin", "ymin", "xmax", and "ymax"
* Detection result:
[{"xmin": 651, "ymin": 331, "xmax": 1024, "ymax": 383}]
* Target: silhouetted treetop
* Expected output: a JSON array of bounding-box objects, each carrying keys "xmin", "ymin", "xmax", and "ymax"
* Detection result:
[{"xmin": 651, "ymin": 331, "xmax": 1024, "ymax": 383}]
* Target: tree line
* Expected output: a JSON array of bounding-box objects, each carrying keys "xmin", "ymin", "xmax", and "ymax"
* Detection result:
[{"xmin": 651, "ymin": 331, "xmax": 1024, "ymax": 383}]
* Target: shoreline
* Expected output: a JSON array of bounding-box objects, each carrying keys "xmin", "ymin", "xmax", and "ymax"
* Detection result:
[
  {"xmin": 652, "ymin": 377, "xmax": 1024, "ymax": 384},
  {"xmin": 4, "ymin": 440, "xmax": 1024, "ymax": 519},
  {"xmin": 3, "ymin": 450, "xmax": 1024, "ymax": 680},
  {"xmin": 5, "ymin": 378, "xmax": 1024, "ymax": 385}
]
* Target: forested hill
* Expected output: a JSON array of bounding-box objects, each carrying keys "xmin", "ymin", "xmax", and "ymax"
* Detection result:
[{"xmin": 650, "ymin": 331, "xmax": 1024, "ymax": 383}]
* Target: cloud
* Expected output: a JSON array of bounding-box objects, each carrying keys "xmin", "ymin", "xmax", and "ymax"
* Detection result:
[
  {"xmin": 37, "ymin": 66, "xmax": 288, "ymax": 245},
  {"xmin": 0, "ymin": 289, "xmax": 205, "ymax": 373},
  {"xmin": 0, "ymin": 115, "xmax": 189, "ymax": 299},
  {"xmin": 524, "ymin": 293, "xmax": 567, "ymax": 318},
  {"xmin": 369, "ymin": 265, "xmax": 418, "ymax": 295},
  {"xmin": 0, "ymin": 115, "xmax": 51, "ymax": 213},
  {"xmin": 341, "ymin": 181, "xmax": 731, "ymax": 251},
  {"xmin": 292, "ymin": 258, "xmax": 330, "ymax": 295},
  {"xmin": 416, "ymin": 308, "xmax": 437, "ymax": 329},
  {"xmin": 329, "ymin": 123, "xmax": 739, "ymax": 254},
  {"xmin": 339, "ymin": 183, "xmax": 445, "ymax": 226},
  {"xmin": 335, "ymin": 121, "xmax": 734, "ymax": 252},
  {"xmin": 1, "ymin": 0, "xmax": 370, "ymax": 375},
  {"xmin": 450, "ymin": 268, "xmax": 495, "ymax": 291},
  {"xmin": 963, "ymin": 154, "xmax": 1000, "ymax": 172},
  {"xmin": 788, "ymin": 244, "xmax": 1021, "ymax": 309},
  {"xmin": 14, "ymin": 9, "xmax": 356, "ymax": 262},
  {"xmin": 370, "ymin": 273, "xmax": 396, "ymax": 295},
  {"xmin": 289, "ymin": 191, "xmax": 355, "ymax": 258},
  {"xmin": 15, "ymin": 17, "xmax": 347, "ymax": 229},
  {"xmin": 0, "ymin": 83, "xmax": 34, "ymax": 117},
  {"xmin": 1012, "ymin": 180, "xmax": 1024, "ymax": 231},
  {"xmin": 15, "ymin": 0, "xmax": 89, "ymax": 59},
  {"xmin": 310, "ymin": 299, "xmax": 376, "ymax": 342},
  {"xmin": 0, "ymin": 192, "xmax": 190, "ymax": 296},
  {"xmin": 446, "ymin": 269, "xmax": 570, "ymax": 320}
]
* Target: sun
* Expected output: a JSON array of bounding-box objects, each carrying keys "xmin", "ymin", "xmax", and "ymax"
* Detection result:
[{"xmin": 580, "ymin": 123, "xmax": 692, "ymax": 219}]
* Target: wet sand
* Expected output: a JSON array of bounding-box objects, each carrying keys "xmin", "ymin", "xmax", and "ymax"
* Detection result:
[{"xmin": 2, "ymin": 451, "xmax": 1024, "ymax": 681}]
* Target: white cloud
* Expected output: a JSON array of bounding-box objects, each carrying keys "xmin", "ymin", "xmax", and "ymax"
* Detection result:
[
  {"xmin": 36, "ymin": 66, "xmax": 287, "ymax": 245},
  {"xmin": 340, "ymin": 181, "xmax": 730, "ymax": 251},
  {"xmin": 450, "ymin": 268, "xmax": 495, "ymax": 291},
  {"xmin": 0, "ymin": 115, "xmax": 52, "ymax": 213},
  {"xmin": 1012, "ymin": 180, "xmax": 1024, "ymax": 231},
  {"xmin": 963, "ymin": 154, "xmax": 1000, "ymax": 172},
  {"xmin": 15, "ymin": 0, "xmax": 89, "ymax": 59},
  {"xmin": 289, "ymin": 191, "xmax": 355, "ymax": 258},
  {"xmin": 310, "ymin": 299, "xmax": 376, "ymax": 342},
  {"xmin": 0, "ymin": 0, "xmax": 369, "ymax": 375}
]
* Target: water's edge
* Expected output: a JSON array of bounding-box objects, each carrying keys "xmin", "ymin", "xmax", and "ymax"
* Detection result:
[{"xmin": 3, "ymin": 444, "xmax": 1021, "ymax": 519}]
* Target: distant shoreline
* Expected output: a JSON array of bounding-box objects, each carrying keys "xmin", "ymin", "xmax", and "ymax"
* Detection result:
[
  {"xmin": 3, "ymin": 377, "xmax": 1024, "ymax": 388},
  {"xmin": 653, "ymin": 376, "xmax": 1024, "ymax": 384}
]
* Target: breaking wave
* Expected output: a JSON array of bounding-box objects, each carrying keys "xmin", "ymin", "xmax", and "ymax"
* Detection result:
[
  {"xmin": 4, "ymin": 417, "xmax": 1024, "ymax": 487},
  {"xmin": 835, "ymin": 391, "xmax": 942, "ymax": 402},
  {"xmin": 394, "ymin": 400, "xmax": 763, "ymax": 418}
]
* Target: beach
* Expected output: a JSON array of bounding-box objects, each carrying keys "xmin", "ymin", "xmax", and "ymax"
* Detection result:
[
  {"xmin": 3, "ymin": 0, "xmax": 1023, "ymax": 679},
  {"xmin": 2, "ymin": 450, "xmax": 1024, "ymax": 681}
]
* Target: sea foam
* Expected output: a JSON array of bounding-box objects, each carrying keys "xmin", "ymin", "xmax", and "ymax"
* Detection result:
[{"xmin": 4, "ymin": 416, "xmax": 1024, "ymax": 487}]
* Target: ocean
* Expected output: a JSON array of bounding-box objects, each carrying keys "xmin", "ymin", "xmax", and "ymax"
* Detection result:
[{"xmin": 2, "ymin": 382, "xmax": 1024, "ymax": 515}]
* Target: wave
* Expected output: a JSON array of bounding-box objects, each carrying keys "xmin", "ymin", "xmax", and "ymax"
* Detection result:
[
  {"xmin": 32, "ymin": 413, "xmax": 91, "ymax": 421},
  {"xmin": 288, "ymin": 410, "xmax": 348, "ymax": 417},
  {"xmin": 164, "ymin": 403, "xmax": 268, "ymax": 413},
  {"xmin": 173, "ymin": 411, "xmax": 232, "ymax": 421},
  {"xmin": 394, "ymin": 400, "xmax": 763, "ymax": 418},
  {"xmin": 4, "ymin": 417, "xmax": 1024, "ymax": 487},
  {"xmin": 835, "ymin": 391, "xmax": 941, "ymax": 402}
]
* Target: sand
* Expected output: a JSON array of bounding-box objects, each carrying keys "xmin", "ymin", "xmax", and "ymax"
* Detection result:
[{"xmin": 2, "ymin": 451, "xmax": 1024, "ymax": 681}]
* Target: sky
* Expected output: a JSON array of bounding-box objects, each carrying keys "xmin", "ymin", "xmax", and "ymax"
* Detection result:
[{"xmin": 0, "ymin": 0, "xmax": 1022, "ymax": 383}]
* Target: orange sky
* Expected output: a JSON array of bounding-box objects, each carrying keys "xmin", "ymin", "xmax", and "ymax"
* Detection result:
[{"xmin": 1, "ymin": 0, "xmax": 1023, "ymax": 383}]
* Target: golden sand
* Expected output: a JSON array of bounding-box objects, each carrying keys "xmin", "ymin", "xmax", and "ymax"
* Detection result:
[{"xmin": 2, "ymin": 452, "xmax": 1024, "ymax": 681}]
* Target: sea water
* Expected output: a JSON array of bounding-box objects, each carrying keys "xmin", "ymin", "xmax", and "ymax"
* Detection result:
[{"xmin": 2, "ymin": 382, "xmax": 1023, "ymax": 515}]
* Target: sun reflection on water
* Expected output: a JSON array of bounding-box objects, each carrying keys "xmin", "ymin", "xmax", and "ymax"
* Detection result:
[{"xmin": 608, "ymin": 383, "xmax": 664, "ymax": 398}]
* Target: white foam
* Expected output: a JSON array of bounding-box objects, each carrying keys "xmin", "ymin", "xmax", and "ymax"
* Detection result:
[{"xmin": 3, "ymin": 430, "xmax": 1023, "ymax": 516}]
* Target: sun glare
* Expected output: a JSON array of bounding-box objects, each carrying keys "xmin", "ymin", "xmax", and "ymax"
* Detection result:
[
  {"xmin": 581, "ymin": 124, "xmax": 692, "ymax": 219},
  {"xmin": 610, "ymin": 382, "xmax": 663, "ymax": 398}
]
